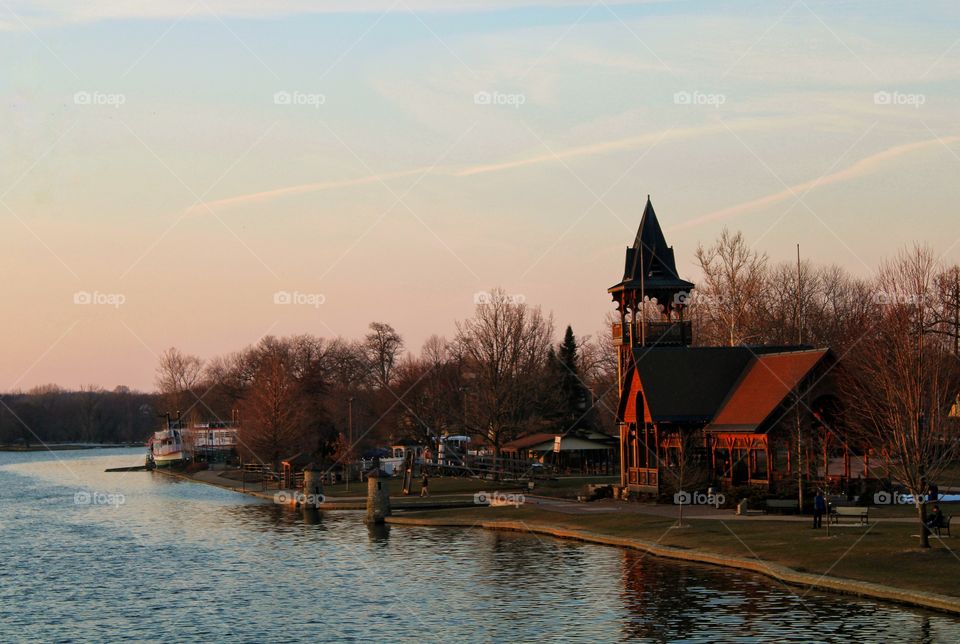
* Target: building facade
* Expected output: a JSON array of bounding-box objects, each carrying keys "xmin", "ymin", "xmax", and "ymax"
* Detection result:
[{"xmin": 612, "ymin": 198, "xmax": 853, "ymax": 496}]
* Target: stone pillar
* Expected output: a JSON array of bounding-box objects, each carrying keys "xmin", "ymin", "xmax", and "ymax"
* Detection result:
[
  {"xmin": 302, "ymin": 462, "xmax": 324, "ymax": 510},
  {"xmin": 365, "ymin": 468, "xmax": 391, "ymax": 524}
]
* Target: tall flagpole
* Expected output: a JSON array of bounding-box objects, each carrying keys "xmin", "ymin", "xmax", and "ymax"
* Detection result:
[
  {"xmin": 797, "ymin": 243, "xmax": 802, "ymax": 345},
  {"xmin": 640, "ymin": 240, "xmax": 646, "ymax": 346}
]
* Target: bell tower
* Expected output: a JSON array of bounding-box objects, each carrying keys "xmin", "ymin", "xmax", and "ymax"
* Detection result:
[{"xmin": 608, "ymin": 196, "xmax": 695, "ymax": 395}]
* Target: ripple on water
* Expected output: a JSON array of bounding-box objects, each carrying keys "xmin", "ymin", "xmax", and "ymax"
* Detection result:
[{"xmin": 1, "ymin": 448, "xmax": 959, "ymax": 643}]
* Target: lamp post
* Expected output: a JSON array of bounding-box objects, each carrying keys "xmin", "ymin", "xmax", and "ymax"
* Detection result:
[{"xmin": 347, "ymin": 396, "xmax": 355, "ymax": 491}]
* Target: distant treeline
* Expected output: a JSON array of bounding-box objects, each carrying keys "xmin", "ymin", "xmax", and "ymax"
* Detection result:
[{"xmin": 0, "ymin": 386, "xmax": 159, "ymax": 446}]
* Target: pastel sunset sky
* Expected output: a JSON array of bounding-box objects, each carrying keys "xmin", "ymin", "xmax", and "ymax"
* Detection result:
[{"xmin": 2, "ymin": 0, "xmax": 959, "ymax": 390}]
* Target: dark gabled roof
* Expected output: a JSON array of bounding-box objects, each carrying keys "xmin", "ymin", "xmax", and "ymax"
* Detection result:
[
  {"xmin": 633, "ymin": 347, "xmax": 755, "ymax": 423},
  {"xmin": 631, "ymin": 345, "xmax": 821, "ymax": 424},
  {"xmin": 609, "ymin": 197, "xmax": 695, "ymax": 294}
]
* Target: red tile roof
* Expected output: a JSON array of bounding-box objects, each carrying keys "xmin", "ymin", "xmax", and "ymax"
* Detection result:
[{"xmin": 707, "ymin": 349, "xmax": 829, "ymax": 431}]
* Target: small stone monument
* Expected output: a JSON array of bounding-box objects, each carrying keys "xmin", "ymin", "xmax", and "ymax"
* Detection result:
[
  {"xmin": 302, "ymin": 462, "xmax": 324, "ymax": 510},
  {"xmin": 365, "ymin": 464, "xmax": 391, "ymax": 524}
]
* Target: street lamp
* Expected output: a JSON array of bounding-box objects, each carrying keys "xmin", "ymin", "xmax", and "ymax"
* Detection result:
[{"xmin": 348, "ymin": 396, "xmax": 355, "ymax": 490}]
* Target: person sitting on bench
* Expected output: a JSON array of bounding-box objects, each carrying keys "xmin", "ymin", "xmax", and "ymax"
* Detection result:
[{"xmin": 927, "ymin": 504, "xmax": 945, "ymax": 533}]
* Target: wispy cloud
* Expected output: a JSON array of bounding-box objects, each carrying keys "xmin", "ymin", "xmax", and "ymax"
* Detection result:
[
  {"xmin": 454, "ymin": 122, "xmax": 740, "ymax": 176},
  {"xmin": 190, "ymin": 118, "xmax": 797, "ymax": 214},
  {"xmin": 675, "ymin": 135, "xmax": 960, "ymax": 230},
  {"xmin": 4, "ymin": 0, "xmax": 672, "ymax": 28},
  {"xmin": 184, "ymin": 167, "xmax": 431, "ymax": 215}
]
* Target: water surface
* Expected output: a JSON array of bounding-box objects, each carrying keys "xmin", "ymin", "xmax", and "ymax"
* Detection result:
[{"xmin": 1, "ymin": 448, "xmax": 957, "ymax": 642}]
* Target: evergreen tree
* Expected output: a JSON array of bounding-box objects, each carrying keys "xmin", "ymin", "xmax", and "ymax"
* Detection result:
[{"xmin": 547, "ymin": 326, "xmax": 594, "ymax": 433}]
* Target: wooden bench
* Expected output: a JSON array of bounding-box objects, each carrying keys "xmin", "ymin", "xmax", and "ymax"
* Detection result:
[
  {"xmin": 933, "ymin": 515, "xmax": 952, "ymax": 537},
  {"xmin": 831, "ymin": 506, "xmax": 869, "ymax": 525},
  {"xmin": 764, "ymin": 499, "xmax": 800, "ymax": 514}
]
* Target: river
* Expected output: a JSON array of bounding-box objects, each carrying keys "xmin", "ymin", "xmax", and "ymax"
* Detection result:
[{"xmin": 1, "ymin": 448, "xmax": 958, "ymax": 643}]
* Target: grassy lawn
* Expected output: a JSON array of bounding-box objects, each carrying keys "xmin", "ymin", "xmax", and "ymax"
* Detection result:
[
  {"xmin": 528, "ymin": 476, "xmax": 620, "ymax": 499},
  {"xmin": 397, "ymin": 505, "xmax": 960, "ymax": 598},
  {"xmin": 870, "ymin": 501, "xmax": 960, "ymax": 519}
]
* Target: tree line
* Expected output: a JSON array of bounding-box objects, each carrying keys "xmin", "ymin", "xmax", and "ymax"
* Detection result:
[
  {"xmin": 151, "ymin": 301, "xmax": 612, "ymax": 471},
  {"xmin": 0, "ymin": 385, "xmax": 157, "ymax": 446},
  {"xmin": 5, "ymin": 226, "xmax": 958, "ymax": 528}
]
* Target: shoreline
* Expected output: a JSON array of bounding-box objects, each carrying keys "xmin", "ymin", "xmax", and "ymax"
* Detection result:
[
  {"xmin": 152, "ymin": 468, "xmax": 482, "ymax": 511},
  {"xmin": 387, "ymin": 514, "xmax": 960, "ymax": 616},
  {"xmin": 152, "ymin": 467, "xmax": 960, "ymax": 616},
  {"xmin": 0, "ymin": 443, "xmax": 142, "ymax": 452}
]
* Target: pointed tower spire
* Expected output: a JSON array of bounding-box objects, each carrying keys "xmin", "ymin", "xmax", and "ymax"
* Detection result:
[
  {"xmin": 617, "ymin": 197, "xmax": 693, "ymax": 291},
  {"xmin": 608, "ymin": 197, "xmax": 694, "ymax": 374}
]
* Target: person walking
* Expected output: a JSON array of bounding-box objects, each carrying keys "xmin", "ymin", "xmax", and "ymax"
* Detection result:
[
  {"xmin": 813, "ymin": 490, "xmax": 827, "ymax": 529},
  {"xmin": 420, "ymin": 472, "xmax": 429, "ymax": 497}
]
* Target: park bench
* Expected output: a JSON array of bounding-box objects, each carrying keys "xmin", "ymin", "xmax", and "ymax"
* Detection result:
[
  {"xmin": 933, "ymin": 515, "xmax": 952, "ymax": 537},
  {"xmin": 831, "ymin": 506, "xmax": 869, "ymax": 525},
  {"xmin": 764, "ymin": 499, "xmax": 800, "ymax": 514}
]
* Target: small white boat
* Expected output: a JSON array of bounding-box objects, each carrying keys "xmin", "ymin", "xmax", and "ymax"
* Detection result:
[
  {"xmin": 148, "ymin": 425, "xmax": 189, "ymax": 467},
  {"xmin": 147, "ymin": 417, "xmax": 240, "ymax": 467}
]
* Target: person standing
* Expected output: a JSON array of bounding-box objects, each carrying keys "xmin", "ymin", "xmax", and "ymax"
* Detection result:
[
  {"xmin": 813, "ymin": 490, "xmax": 826, "ymax": 529},
  {"xmin": 420, "ymin": 472, "xmax": 429, "ymax": 497}
]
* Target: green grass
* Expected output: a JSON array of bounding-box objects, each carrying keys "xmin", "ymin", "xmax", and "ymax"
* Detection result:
[{"xmin": 397, "ymin": 505, "xmax": 960, "ymax": 598}]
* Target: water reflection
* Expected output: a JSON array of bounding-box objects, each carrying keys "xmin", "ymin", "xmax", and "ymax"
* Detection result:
[
  {"xmin": 366, "ymin": 522, "xmax": 390, "ymax": 543},
  {"xmin": 1, "ymin": 449, "xmax": 959, "ymax": 643}
]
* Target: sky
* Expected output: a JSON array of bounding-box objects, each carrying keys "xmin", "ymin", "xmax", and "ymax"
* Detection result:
[{"xmin": 2, "ymin": 0, "xmax": 959, "ymax": 391}]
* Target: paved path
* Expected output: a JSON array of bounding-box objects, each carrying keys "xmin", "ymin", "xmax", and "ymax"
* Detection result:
[
  {"xmin": 178, "ymin": 470, "xmax": 929, "ymax": 524},
  {"xmin": 521, "ymin": 495, "xmax": 927, "ymax": 524}
]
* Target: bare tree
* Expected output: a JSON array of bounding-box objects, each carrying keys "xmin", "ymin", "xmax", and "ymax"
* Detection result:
[
  {"xmin": 455, "ymin": 288, "xmax": 554, "ymax": 475},
  {"xmin": 76, "ymin": 384, "xmax": 104, "ymax": 442},
  {"xmin": 392, "ymin": 337, "xmax": 463, "ymax": 450},
  {"xmin": 237, "ymin": 352, "xmax": 306, "ymax": 471},
  {"xmin": 364, "ymin": 322, "xmax": 405, "ymax": 388},
  {"xmin": 933, "ymin": 265, "xmax": 960, "ymax": 355},
  {"xmin": 843, "ymin": 245, "xmax": 960, "ymax": 548},
  {"xmin": 694, "ymin": 228, "xmax": 769, "ymax": 346},
  {"xmin": 658, "ymin": 428, "xmax": 711, "ymax": 528},
  {"xmin": 155, "ymin": 347, "xmax": 203, "ymax": 416}
]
